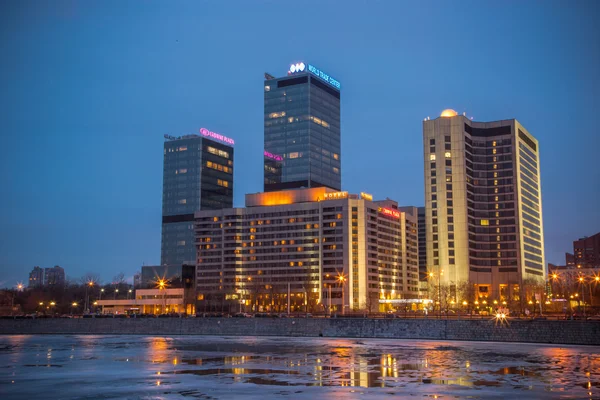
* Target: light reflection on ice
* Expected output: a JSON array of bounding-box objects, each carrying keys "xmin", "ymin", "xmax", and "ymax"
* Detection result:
[{"xmin": 0, "ymin": 335, "xmax": 598, "ymax": 399}]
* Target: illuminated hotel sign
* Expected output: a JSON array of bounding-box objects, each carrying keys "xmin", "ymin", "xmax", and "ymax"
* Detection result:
[
  {"xmin": 264, "ymin": 150, "xmax": 283, "ymax": 161},
  {"xmin": 360, "ymin": 192, "xmax": 373, "ymax": 201},
  {"xmin": 323, "ymin": 191, "xmax": 348, "ymax": 200},
  {"xmin": 287, "ymin": 62, "xmax": 341, "ymax": 90},
  {"xmin": 308, "ymin": 64, "xmax": 341, "ymax": 89},
  {"xmin": 378, "ymin": 207, "xmax": 400, "ymax": 218},
  {"xmin": 200, "ymin": 127, "xmax": 235, "ymax": 145}
]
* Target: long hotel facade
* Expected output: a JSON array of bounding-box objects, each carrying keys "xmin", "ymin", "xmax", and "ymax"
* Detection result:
[
  {"xmin": 423, "ymin": 110, "xmax": 545, "ymax": 301},
  {"xmin": 195, "ymin": 188, "xmax": 419, "ymax": 313}
]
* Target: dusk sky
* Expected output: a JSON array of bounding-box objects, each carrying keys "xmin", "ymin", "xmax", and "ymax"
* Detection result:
[{"xmin": 1, "ymin": 1, "xmax": 598, "ymax": 287}]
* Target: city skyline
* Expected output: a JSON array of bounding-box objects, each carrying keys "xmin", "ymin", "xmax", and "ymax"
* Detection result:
[{"xmin": 1, "ymin": 2, "xmax": 599, "ymax": 286}]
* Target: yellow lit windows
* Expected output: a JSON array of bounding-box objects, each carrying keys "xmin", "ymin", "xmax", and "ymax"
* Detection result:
[
  {"xmin": 493, "ymin": 164, "xmax": 497, "ymax": 169},
  {"xmin": 492, "ymin": 141, "xmax": 497, "ymax": 147},
  {"xmin": 288, "ymin": 117, "xmax": 294, "ymax": 123},
  {"xmin": 207, "ymin": 146, "xmax": 230, "ymax": 159},
  {"xmin": 177, "ymin": 240, "xmax": 185, "ymax": 246},
  {"xmin": 495, "ymin": 196, "xmax": 499, "ymax": 201},
  {"xmin": 494, "ymin": 172, "xmax": 498, "ymax": 178},
  {"xmin": 289, "ymin": 152, "xmax": 299, "ymax": 159},
  {"xmin": 497, "ymin": 235, "xmax": 501, "ymax": 241},
  {"xmin": 178, "ymin": 146, "xmax": 188, "ymax": 151},
  {"xmin": 206, "ymin": 161, "xmax": 232, "ymax": 174},
  {"xmin": 289, "ymin": 262, "xmax": 294, "ymax": 267},
  {"xmin": 178, "ymin": 199, "xmax": 187, "ymax": 204},
  {"xmin": 494, "ymin": 188, "xmax": 498, "ymax": 194},
  {"xmin": 495, "ymin": 204, "xmax": 499, "ymax": 209},
  {"xmin": 495, "ymin": 212, "xmax": 500, "ymax": 217},
  {"xmin": 430, "ymin": 154, "xmax": 436, "ymax": 161},
  {"xmin": 493, "ymin": 156, "xmax": 497, "ymax": 162},
  {"xmin": 333, "ymin": 167, "xmax": 340, "ymax": 174},
  {"xmin": 269, "ymin": 111, "xmax": 286, "ymax": 118},
  {"xmin": 177, "ymin": 168, "xmax": 187, "ymax": 174},
  {"xmin": 480, "ymin": 220, "xmax": 489, "ymax": 226},
  {"xmin": 494, "ymin": 180, "xmax": 498, "ymax": 186},
  {"xmin": 496, "ymin": 227, "xmax": 500, "ymax": 233},
  {"xmin": 492, "ymin": 148, "xmax": 497, "ymax": 155},
  {"xmin": 444, "ymin": 152, "xmax": 451, "ymax": 158},
  {"xmin": 217, "ymin": 179, "xmax": 229, "ymax": 188},
  {"xmin": 333, "ymin": 153, "xmax": 339, "ymax": 160}
]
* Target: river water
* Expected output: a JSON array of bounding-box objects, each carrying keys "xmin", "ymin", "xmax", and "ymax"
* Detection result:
[{"xmin": 0, "ymin": 335, "xmax": 598, "ymax": 399}]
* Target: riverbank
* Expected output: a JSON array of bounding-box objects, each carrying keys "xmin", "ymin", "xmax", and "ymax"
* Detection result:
[{"xmin": 1, "ymin": 317, "xmax": 599, "ymax": 345}]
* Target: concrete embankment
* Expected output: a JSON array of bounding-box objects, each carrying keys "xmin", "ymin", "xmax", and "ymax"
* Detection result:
[{"xmin": 1, "ymin": 318, "xmax": 598, "ymax": 346}]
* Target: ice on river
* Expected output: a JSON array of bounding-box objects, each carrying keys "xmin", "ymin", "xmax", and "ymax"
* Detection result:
[{"xmin": 0, "ymin": 335, "xmax": 599, "ymax": 399}]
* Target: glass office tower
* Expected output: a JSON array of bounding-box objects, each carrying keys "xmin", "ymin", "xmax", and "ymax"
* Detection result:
[
  {"xmin": 263, "ymin": 63, "xmax": 341, "ymax": 192},
  {"xmin": 161, "ymin": 131, "xmax": 234, "ymax": 265}
]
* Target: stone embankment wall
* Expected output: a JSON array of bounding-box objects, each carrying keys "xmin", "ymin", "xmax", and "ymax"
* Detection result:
[{"xmin": 1, "ymin": 318, "xmax": 598, "ymax": 346}]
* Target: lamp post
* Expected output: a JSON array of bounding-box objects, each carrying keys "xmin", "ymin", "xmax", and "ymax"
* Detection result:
[
  {"xmin": 337, "ymin": 274, "xmax": 346, "ymax": 315},
  {"xmin": 114, "ymin": 288, "xmax": 119, "ymax": 300},
  {"xmin": 127, "ymin": 289, "xmax": 132, "ymax": 300},
  {"xmin": 158, "ymin": 280, "xmax": 166, "ymax": 314},
  {"xmin": 578, "ymin": 276, "xmax": 586, "ymax": 317},
  {"xmin": 85, "ymin": 281, "xmax": 94, "ymax": 314},
  {"xmin": 99, "ymin": 288, "xmax": 104, "ymax": 301},
  {"xmin": 71, "ymin": 302, "xmax": 78, "ymax": 315}
]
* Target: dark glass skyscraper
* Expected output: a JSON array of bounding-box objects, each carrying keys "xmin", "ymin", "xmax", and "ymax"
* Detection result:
[
  {"xmin": 161, "ymin": 129, "xmax": 234, "ymax": 265},
  {"xmin": 264, "ymin": 63, "xmax": 341, "ymax": 192}
]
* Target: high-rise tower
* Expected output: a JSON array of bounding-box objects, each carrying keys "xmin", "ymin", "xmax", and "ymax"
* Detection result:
[
  {"xmin": 423, "ymin": 110, "xmax": 545, "ymax": 300},
  {"xmin": 263, "ymin": 63, "xmax": 341, "ymax": 192},
  {"xmin": 161, "ymin": 128, "xmax": 234, "ymax": 265}
]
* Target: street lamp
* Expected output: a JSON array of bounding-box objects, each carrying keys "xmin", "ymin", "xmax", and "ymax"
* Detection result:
[
  {"xmin": 100, "ymin": 288, "xmax": 105, "ymax": 301},
  {"xmin": 71, "ymin": 302, "xmax": 78, "ymax": 315},
  {"xmin": 114, "ymin": 288, "xmax": 119, "ymax": 300},
  {"xmin": 128, "ymin": 289, "xmax": 133, "ymax": 300},
  {"xmin": 337, "ymin": 274, "xmax": 346, "ymax": 315},
  {"xmin": 85, "ymin": 281, "xmax": 94, "ymax": 314}
]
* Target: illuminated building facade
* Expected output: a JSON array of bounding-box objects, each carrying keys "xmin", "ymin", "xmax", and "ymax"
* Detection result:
[
  {"xmin": 194, "ymin": 188, "xmax": 419, "ymax": 313},
  {"xmin": 161, "ymin": 130, "xmax": 234, "ymax": 265},
  {"xmin": 423, "ymin": 110, "xmax": 545, "ymax": 300},
  {"xmin": 263, "ymin": 63, "xmax": 341, "ymax": 192}
]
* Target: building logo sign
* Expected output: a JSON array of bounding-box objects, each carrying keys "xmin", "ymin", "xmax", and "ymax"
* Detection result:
[
  {"xmin": 264, "ymin": 150, "xmax": 283, "ymax": 161},
  {"xmin": 360, "ymin": 192, "xmax": 373, "ymax": 201},
  {"xmin": 323, "ymin": 191, "xmax": 348, "ymax": 200},
  {"xmin": 378, "ymin": 207, "xmax": 400, "ymax": 218},
  {"xmin": 308, "ymin": 64, "xmax": 341, "ymax": 90},
  {"xmin": 200, "ymin": 128, "xmax": 235, "ymax": 145},
  {"xmin": 288, "ymin": 62, "xmax": 306, "ymax": 74}
]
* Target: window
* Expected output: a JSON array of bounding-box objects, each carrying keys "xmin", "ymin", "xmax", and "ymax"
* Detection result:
[
  {"xmin": 432, "ymin": 186, "xmax": 437, "ymax": 192},
  {"xmin": 432, "ymin": 218, "xmax": 438, "ymax": 225},
  {"xmin": 449, "ymin": 250, "xmax": 455, "ymax": 256},
  {"xmin": 178, "ymin": 199, "xmax": 186, "ymax": 204},
  {"xmin": 433, "ymin": 234, "xmax": 438, "ymax": 241},
  {"xmin": 449, "ymin": 258, "xmax": 455, "ymax": 264},
  {"xmin": 178, "ymin": 146, "xmax": 187, "ymax": 151},
  {"xmin": 480, "ymin": 220, "xmax": 489, "ymax": 226},
  {"xmin": 448, "ymin": 233, "xmax": 454, "ymax": 240},
  {"xmin": 444, "ymin": 152, "xmax": 451, "ymax": 158},
  {"xmin": 445, "ymin": 143, "xmax": 451, "ymax": 150},
  {"xmin": 333, "ymin": 153, "xmax": 339, "ymax": 160},
  {"xmin": 447, "ymin": 216, "xmax": 453, "ymax": 223},
  {"xmin": 432, "ymin": 210, "xmax": 437, "ymax": 217},
  {"xmin": 446, "ymin": 184, "xmax": 452, "ymax": 190},
  {"xmin": 430, "ymin": 154, "xmax": 436, "ymax": 161},
  {"xmin": 446, "ymin": 176, "xmax": 452, "ymax": 182},
  {"xmin": 430, "ymin": 146, "xmax": 435, "ymax": 153},
  {"xmin": 207, "ymin": 146, "xmax": 229, "ymax": 158},
  {"xmin": 269, "ymin": 111, "xmax": 286, "ymax": 118},
  {"xmin": 445, "ymin": 135, "xmax": 451, "ymax": 142},
  {"xmin": 289, "ymin": 152, "xmax": 299, "ymax": 159},
  {"xmin": 177, "ymin": 240, "xmax": 186, "ymax": 246},
  {"xmin": 177, "ymin": 168, "xmax": 187, "ymax": 174},
  {"xmin": 432, "ymin": 194, "xmax": 437, "ymax": 201},
  {"xmin": 447, "ymin": 200, "xmax": 453, "ymax": 207},
  {"xmin": 448, "ymin": 225, "xmax": 454, "ymax": 232},
  {"xmin": 431, "ymin": 178, "xmax": 437, "ymax": 185},
  {"xmin": 447, "ymin": 192, "xmax": 453, "ymax": 199},
  {"xmin": 430, "ymin": 139, "xmax": 435, "ymax": 145},
  {"xmin": 217, "ymin": 179, "xmax": 229, "ymax": 188},
  {"xmin": 445, "ymin": 159, "xmax": 452, "ymax": 166},
  {"xmin": 447, "ymin": 208, "xmax": 453, "ymax": 215},
  {"xmin": 449, "ymin": 241, "xmax": 454, "ymax": 248}
]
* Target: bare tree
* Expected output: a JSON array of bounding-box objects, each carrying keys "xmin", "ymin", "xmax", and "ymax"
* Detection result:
[
  {"xmin": 113, "ymin": 272, "xmax": 126, "ymax": 285},
  {"xmin": 79, "ymin": 273, "xmax": 102, "ymax": 286}
]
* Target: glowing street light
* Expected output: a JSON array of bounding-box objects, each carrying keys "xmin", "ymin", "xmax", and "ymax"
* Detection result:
[{"xmin": 337, "ymin": 274, "xmax": 347, "ymax": 315}]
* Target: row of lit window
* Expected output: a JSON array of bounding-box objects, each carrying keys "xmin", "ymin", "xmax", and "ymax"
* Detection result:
[
  {"xmin": 217, "ymin": 179, "xmax": 229, "ymax": 188},
  {"xmin": 207, "ymin": 146, "xmax": 230, "ymax": 159},
  {"xmin": 429, "ymin": 152, "xmax": 452, "ymax": 161},
  {"xmin": 206, "ymin": 161, "xmax": 232, "ymax": 174}
]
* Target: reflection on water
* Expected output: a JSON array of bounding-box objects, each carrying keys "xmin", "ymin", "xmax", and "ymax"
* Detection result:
[{"xmin": 0, "ymin": 335, "xmax": 599, "ymax": 399}]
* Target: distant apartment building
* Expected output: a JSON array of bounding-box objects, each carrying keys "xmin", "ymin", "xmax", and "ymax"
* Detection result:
[
  {"xmin": 571, "ymin": 232, "xmax": 600, "ymax": 269},
  {"xmin": 161, "ymin": 129, "xmax": 234, "ymax": 266},
  {"xmin": 423, "ymin": 109, "xmax": 545, "ymax": 301},
  {"xmin": 44, "ymin": 266, "xmax": 65, "ymax": 286},
  {"xmin": 195, "ymin": 187, "xmax": 419, "ymax": 313},
  {"xmin": 28, "ymin": 266, "xmax": 44, "ymax": 287}
]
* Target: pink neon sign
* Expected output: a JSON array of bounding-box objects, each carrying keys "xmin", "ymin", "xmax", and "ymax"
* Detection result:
[
  {"xmin": 200, "ymin": 127, "xmax": 235, "ymax": 145},
  {"xmin": 264, "ymin": 151, "xmax": 283, "ymax": 161}
]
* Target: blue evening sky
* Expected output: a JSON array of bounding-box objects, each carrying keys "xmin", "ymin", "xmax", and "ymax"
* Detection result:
[{"xmin": 1, "ymin": 1, "xmax": 598, "ymax": 287}]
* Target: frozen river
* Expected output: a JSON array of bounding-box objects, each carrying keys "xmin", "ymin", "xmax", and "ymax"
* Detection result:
[{"xmin": 0, "ymin": 335, "xmax": 598, "ymax": 399}]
